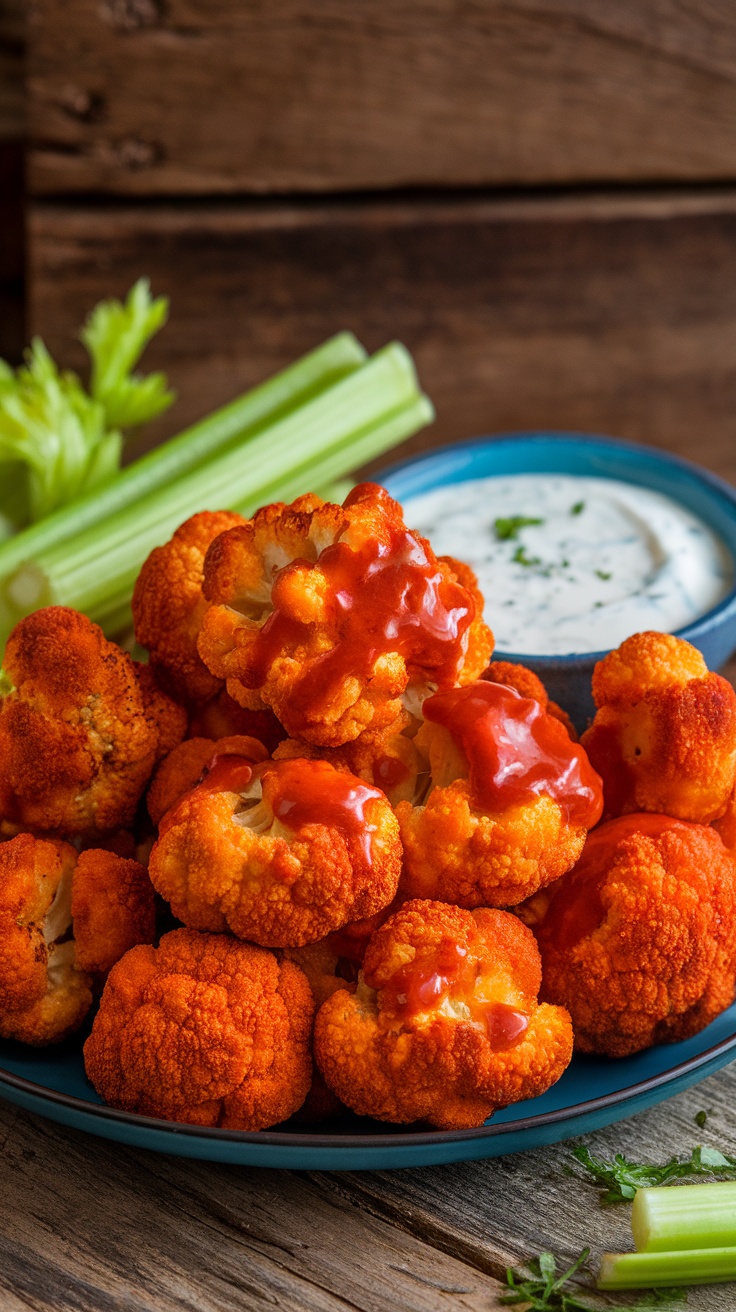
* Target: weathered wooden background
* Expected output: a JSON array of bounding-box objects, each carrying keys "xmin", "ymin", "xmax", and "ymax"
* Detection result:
[{"xmin": 6, "ymin": 0, "xmax": 736, "ymax": 473}]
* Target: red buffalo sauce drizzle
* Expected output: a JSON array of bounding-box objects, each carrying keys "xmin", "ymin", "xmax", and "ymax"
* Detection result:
[
  {"xmin": 423, "ymin": 681, "xmax": 603, "ymax": 828},
  {"xmin": 263, "ymin": 757, "xmax": 384, "ymax": 867},
  {"xmin": 199, "ymin": 753, "xmax": 256, "ymax": 795},
  {"xmin": 380, "ymin": 936, "xmax": 529, "ymax": 1050},
  {"xmin": 539, "ymin": 813, "xmax": 688, "ymax": 952},
  {"xmin": 374, "ymin": 754, "xmax": 410, "ymax": 792},
  {"xmin": 242, "ymin": 484, "xmax": 475, "ymax": 725}
]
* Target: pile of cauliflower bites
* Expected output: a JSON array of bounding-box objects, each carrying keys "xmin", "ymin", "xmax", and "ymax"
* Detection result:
[{"xmin": 3, "ymin": 482, "xmax": 736, "ymax": 1133}]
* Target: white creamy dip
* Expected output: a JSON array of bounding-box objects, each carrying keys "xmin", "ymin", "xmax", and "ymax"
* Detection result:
[{"xmin": 404, "ymin": 474, "xmax": 732, "ymax": 656}]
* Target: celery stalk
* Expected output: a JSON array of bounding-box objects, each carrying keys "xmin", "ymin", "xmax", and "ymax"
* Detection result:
[
  {"xmin": 0, "ymin": 331, "xmax": 367, "ymax": 584},
  {"xmin": 632, "ymin": 1181, "xmax": 736, "ymax": 1252},
  {"xmin": 599, "ymin": 1246, "xmax": 736, "ymax": 1288},
  {"xmin": 1, "ymin": 345, "xmax": 432, "ymax": 642}
]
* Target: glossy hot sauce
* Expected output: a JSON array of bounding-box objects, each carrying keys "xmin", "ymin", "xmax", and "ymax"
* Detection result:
[
  {"xmin": 423, "ymin": 681, "xmax": 603, "ymax": 827},
  {"xmin": 243, "ymin": 484, "xmax": 475, "ymax": 724},
  {"xmin": 264, "ymin": 758, "xmax": 384, "ymax": 867},
  {"xmin": 381, "ymin": 935, "xmax": 529, "ymax": 1050},
  {"xmin": 539, "ymin": 813, "xmax": 688, "ymax": 952}
]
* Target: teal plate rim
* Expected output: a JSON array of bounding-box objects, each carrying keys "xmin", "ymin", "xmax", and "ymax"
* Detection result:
[{"xmin": 1, "ymin": 1019, "xmax": 735, "ymax": 1169}]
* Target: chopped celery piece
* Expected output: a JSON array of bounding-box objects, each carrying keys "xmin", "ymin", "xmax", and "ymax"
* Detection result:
[
  {"xmin": 0, "ymin": 344, "xmax": 432, "ymax": 643},
  {"xmin": 0, "ymin": 331, "xmax": 367, "ymax": 583},
  {"xmin": 599, "ymin": 1246, "xmax": 736, "ymax": 1288},
  {"xmin": 632, "ymin": 1181, "xmax": 736, "ymax": 1253}
]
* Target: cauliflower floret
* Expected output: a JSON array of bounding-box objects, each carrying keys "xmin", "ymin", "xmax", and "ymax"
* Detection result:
[
  {"xmin": 147, "ymin": 733, "xmax": 269, "ymax": 826},
  {"xmin": 132, "ymin": 510, "xmax": 246, "ymax": 705},
  {"xmin": 314, "ymin": 900, "xmax": 573, "ymax": 1129},
  {"xmin": 581, "ymin": 632, "xmax": 736, "ymax": 823},
  {"xmin": 84, "ymin": 928, "xmax": 314, "ymax": 1129},
  {"xmin": 188, "ymin": 688, "xmax": 285, "ymax": 754},
  {"xmin": 197, "ymin": 484, "xmax": 493, "ymax": 748},
  {"xmin": 148, "ymin": 756, "xmax": 402, "ymax": 947},
  {"xmin": 533, "ymin": 813, "xmax": 736, "ymax": 1057},
  {"xmin": 273, "ymin": 708, "xmax": 425, "ymax": 807},
  {"xmin": 482, "ymin": 660, "xmax": 576, "ymax": 739},
  {"xmin": 0, "ymin": 834, "xmax": 155, "ymax": 1044},
  {"xmin": 396, "ymin": 681, "xmax": 603, "ymax": 908},
  {"xmin": 71, "ymin": 848, "xmax": 156, "ymax": 983},
  {"xmin": 0, "ymin": 607, "xmax": 186, "ymax": 837}
]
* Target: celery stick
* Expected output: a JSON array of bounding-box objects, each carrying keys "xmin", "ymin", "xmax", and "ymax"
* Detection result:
[
  {"xmin": 632, "ymin": 1181, "xmax": 736, "ymax": 1252},
  {"xmin": 599, "ymin": 1246, "xmax": 736, "ymax": 1288},
  {"xmin": 1, "ymin": 345, "xmax": 431, "ymax": 640},
  {"xmin": 0, "ymin": 332, "xmax": 367, "ymax": 582},
  {"xmin": 95, "ymin": 394, "xmax": 432, "ymax": 640}
]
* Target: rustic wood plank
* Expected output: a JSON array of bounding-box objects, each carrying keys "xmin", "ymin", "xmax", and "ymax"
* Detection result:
[
  {"xmin": 26, "ymin": 0, "xmax": 736, "ymax": 197},
  {"xmin": 312, "ymin": 1062, "xmax": 736, "ymax": 1309},
  {"xmin": 0, "ymin": 0, "xmax": 24, "ymax": 145},
  {"xmin": 0, "ymin": 1101, "xmax": 505, "ymax": 1312},
  {"xmin": 28, "ymin": 189, "xmax": 736, "ymax": 482}
]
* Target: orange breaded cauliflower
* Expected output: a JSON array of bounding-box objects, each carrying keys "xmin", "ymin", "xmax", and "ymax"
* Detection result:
[
  {"xmin": 483, "ymin": 660, "xmax": 576, "ymax": 739},
  {"xmin": 396, "ymin": 681, "xmax": 603, "ymax": 908},
  {"xmin": 0, "ymin": 834, "xmax": 155, "ymax": 1044},
  {"xmin": 0, "ymin": 607, "xmax": 186, "ymax": 837},
  {"xmin": 84, "ymin": 928, "xmax": 313, "ymax": 1129},
  {"xmin": 314, "ymin": 900, "xmax": 573, "ymax": 1129},
  {"xmin": 149, "ymin": 756, "xmax": 402, "ymax": 947},
  {"xmin": 147, "ymin": 733, "xmax": 269, "ymax": 826},
  {"xmin": 533, "ymin": 814, "xmax": 736, "ymax": 1057},
  {"xmin": 132, "ymin": 510, "xmax": 246, "ymax": 705},
  {"xmin": 197, "ymin": 483, "xmax": 493, "ymax": 747},
  {"xmin": 188, "ymin": 688, "xmax": 285, "ymax": 754},
  {"xmin": 581, "ymin": 632, "xmax": 736, "ymax": 824},
  {"xmin": 274, "ymin": 708, "xmax": 424, "ymax": 807}
]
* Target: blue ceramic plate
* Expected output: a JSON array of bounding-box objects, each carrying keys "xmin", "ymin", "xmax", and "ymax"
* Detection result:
[
  {"xmin": 1, "ymin": 1012, "xmax": 735, "ymax": 1169},
  {"xmin": 3, "ymin": 430, "xmax": 736, "ymax": 1168}
]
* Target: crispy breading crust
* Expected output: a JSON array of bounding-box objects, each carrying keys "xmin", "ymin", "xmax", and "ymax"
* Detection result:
[
  {"xmin": 314, "ymin": 900, "xmax": 572, "ymax": 1129},
  {"xmin": 582, "ymin": 632, "xmax": 736, "ymax": 823},
  {"xmin": 197, "ymin": 487, "xmax": 493, "ymax": 748},
  {"xmin": 0, "ymin": 608, "xmax": 186, "ymax": 837},
  {"xmin": 482, "ymin": 660, "xmax": 577, "ymax": 739},
  {"xmin": 84, "ymin": 928, "xmax": 314, "ymax": 1130},
  {"xmin": 273, "ymin": 709, "xmax": 424, "ymax": 807},
  {"xmin": 148, "ymin": 758, "xmax": 402, "ymax": 947},
  {"xmin": 534, "ymin": 815, "xmax": 736, "ymax": 1057},
  {"xmin": 132, "ymin": 510, "xmax": 246, "ymax": 705},
  {"xmin": 0, "ymin": 833, "xmax": 92, "ymax": 1045}
]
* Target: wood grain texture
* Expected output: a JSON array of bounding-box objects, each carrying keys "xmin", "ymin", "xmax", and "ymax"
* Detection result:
[
  {"xmin": 3, "ymin": 1065, "xmax": 736, "ymax": 1310},
  {"xmin": 0, "ymin": 0, "xmax": 24, "ymax": 145},
  {"xmin": 28, "ymin": 188, "xmax": 736, "ymax": 481},
  {"xmin": 26, "ymin": 0, "xmax": 736, "ymax": 197}
]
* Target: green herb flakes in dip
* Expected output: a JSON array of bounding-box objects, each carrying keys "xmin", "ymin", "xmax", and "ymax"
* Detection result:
[{"xmin": 404, "ymin": 474, "xmax": 732, "ymax": 656}]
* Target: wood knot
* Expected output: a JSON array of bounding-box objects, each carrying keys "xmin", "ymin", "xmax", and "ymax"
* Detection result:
[
  {"xmin": 92, "ymin": 137, "xmax": 162, "ymax": 170},
  {"xmin": 99, "ymin": 0, "xmax": 162, "ymax": 30},
  {"xmin": 56, "ymin": 85, "xmax": 105, "ymax": 123}
]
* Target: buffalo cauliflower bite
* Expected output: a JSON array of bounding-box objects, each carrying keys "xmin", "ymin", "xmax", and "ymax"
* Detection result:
[
  {"xmin": 147, "ymin": 733, "xmax": 269, "ymax": 826},
  {"xmin": 197, "ymin": 484, "xmax": 493, "ymax": 748},
  {"xmin": 0, "ymin": 834, "xmax": 155, "ymax": 1044},
  {"xmin": 581, "ymin": 632, "xmax": 736, "ymax": 824},
  {"xmin": 148, "ymin": 755, "xmax": 402, "ymax": 947},
  {"xmin": 274, "ymin": 708, "xmax": 424, "ymax": 807},
  {"xmin": 533, "ymin": 814, "xmax": 736, "ymax": 1057},
  {"xmin": 396, "ymin": 681, "xmax": 603, "ymax": 908},
  {"xmin": 0, "ymin": 607, "xmax": 186, "ymax": 837},
  {"xmin": 132, "ymin": 510, "xmax": 246, "ymax": 705},
  {"xmin": 188, "ymin": 688, "xmax": 285, "ymax": 754},
  {"xmin": 84, "ymin": 928, "xmax": 314, "ymax": 1128},
  {"xmin": 314, "ymin": 900, "xmax": 573, "ymax": 1129}
]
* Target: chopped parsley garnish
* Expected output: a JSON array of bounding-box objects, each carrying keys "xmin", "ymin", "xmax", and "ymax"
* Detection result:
[
  {"xmin": 513, "ymin": 545, "xmax": 541, "ymax": 568},
  {"xmin": 570, "ymin": 501, "xmax": 585, "ymax": 516},
  {"xmin": 494, "ymin": 515, "xmax": 544, "ymax": 541},
  {"xmin": 572, "ymin": 1144, "xmax": 736, "ymax": 1205},
  {"xmin": 594, "ymin": 569, "xmax": 612, "ymax": 581}
]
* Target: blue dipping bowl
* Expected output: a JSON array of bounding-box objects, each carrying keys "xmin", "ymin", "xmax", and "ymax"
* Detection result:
[{"xmin": 379, "ymin": 432, "xmax": 736, "ymax": 730}]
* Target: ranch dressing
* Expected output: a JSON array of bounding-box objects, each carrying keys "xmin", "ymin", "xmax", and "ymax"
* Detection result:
[{"xmin": 404, "ymin": 474, "xmax": 732, "ymax": 656}]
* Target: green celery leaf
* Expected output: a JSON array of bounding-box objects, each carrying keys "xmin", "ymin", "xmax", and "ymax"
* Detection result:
[{"xmin": 81, "ymin": 277, "xmax": 175, "ymax": 431}]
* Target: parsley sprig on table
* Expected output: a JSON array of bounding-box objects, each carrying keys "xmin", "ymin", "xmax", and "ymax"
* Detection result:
[
  {"xmin": 572, "ymin": 1144, "xmax": 736, "ymax": 1205},
  {"xmin": 501, "ymin": 1249, "xmax": 686, "ymax": 1311}
]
